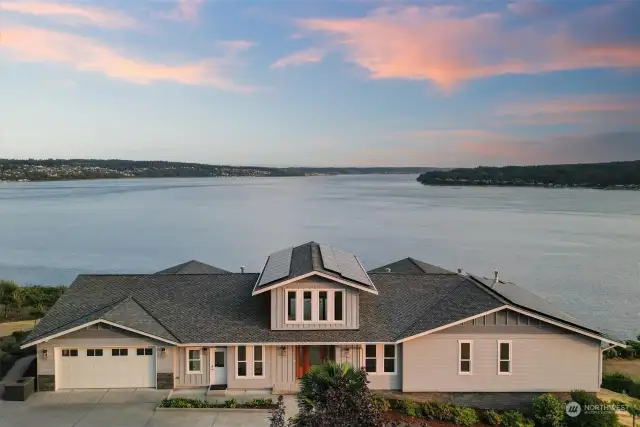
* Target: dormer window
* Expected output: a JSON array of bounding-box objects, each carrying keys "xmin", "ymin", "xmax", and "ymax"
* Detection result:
[{"xmin": 285, "ymin": 289, "xmax": 345, "ymax": 323}]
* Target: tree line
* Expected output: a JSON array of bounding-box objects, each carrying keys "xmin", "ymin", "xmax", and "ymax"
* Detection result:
[
  {"xmin": 417, "ymin": 160, "xmax": 640, "ymax": 189},
  {"xmin": 0, "ymin": 280, "xmax": 65, "ymax": 320}
]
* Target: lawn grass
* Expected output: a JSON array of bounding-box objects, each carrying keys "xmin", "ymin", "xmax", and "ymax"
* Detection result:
[
  {"xmin": 0, "ymin": 320, "xmax": 38, "ymax": 338},
  {"xmin": 604, "ymin": 359, "xmax": 640, "ymax": 378}
]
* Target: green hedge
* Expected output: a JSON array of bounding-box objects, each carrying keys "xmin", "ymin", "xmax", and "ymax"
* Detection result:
[
  {"xmin": 395, "ymin": 399, "xmax": 479, "ymax": 426},
  {"xmin": 602, "ymin": 371, "xmax": 640, "ymax": 398},
  {"xmin": 158, "ymin": 397, "xmax": 273, "ymax": 409}
]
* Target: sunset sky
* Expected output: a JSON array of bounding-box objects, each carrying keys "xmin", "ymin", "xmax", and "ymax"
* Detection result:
[{"xmin": 1, "ymin": 0, "xmax": 639, "ymax": 167}]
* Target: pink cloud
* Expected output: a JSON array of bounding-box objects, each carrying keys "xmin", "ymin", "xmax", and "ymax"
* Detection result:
[
  {"xmin": 2, "ymin": 1, "xmax": 136, "ymax": 28},
  {"xmin": 497, "ymin": 95, "xmax": 640, "ymax": 124},
  {"xmin": 218, "ymin": 40, "xmax": 255, "ymax": 53},
  {"xmin": 1, "ymin": 26, "xmax": 258, "ymax": 92},
  {"xmin": 295, "ymin": 4, "xmax": 640, "ymax": 90},
  {"xmin": 161, "ymin": 0, "xmax": 205, "ymax": 22},
  {"xmin": 270, "ymin": 48, "xmax": 327, "ymax": 69}
]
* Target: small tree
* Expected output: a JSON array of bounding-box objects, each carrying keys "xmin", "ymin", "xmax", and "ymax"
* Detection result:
[
  {"xmin": 269, "ymin": 395, "xmax": 286, "ymax": 427},
  {"xmin": 12, "ymin": 288, "xmax": 25, "ymax": 311}
]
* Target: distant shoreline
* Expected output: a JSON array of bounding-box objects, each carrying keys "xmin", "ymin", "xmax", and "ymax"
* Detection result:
[
  {"xmin": 417, "ymin": 160, "xmax": 640, "ymax": 191},
  {"xmin": 418, "ymin": 182, "xmax": 640, "ymax": 191},
  {"xmin": 0, "ymin": 158, "xmax": 438, "ymax": 182}
]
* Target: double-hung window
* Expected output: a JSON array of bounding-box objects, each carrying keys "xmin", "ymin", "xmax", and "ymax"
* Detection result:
[
  {"xmin": 365, "ymin": 345, "xmax": 377, "ymax": 373},
  {"xmin": 498, "ymin": 341, "xmax": 512, "ymax": 374},
  {"xmin": 186, "ymin": 348, "xmax": 202, "ymax": 374},
  {"xmin": 458, "ymin": 340, "xmax": 472, "ymax": 375},
  {"xmin": 236, "ymin": 345, "xmax": 265, "ymax": 378},
  {"xmin": 287, "ymin": 291, "xmax": 297, "ymax": 321},
  {"xmin": 285, "ymin": 289, "xmax": 345, "ymax": 323},
  {"xmin": 363, "ymin": 344, "xmax": 397, "ymax": 374}
]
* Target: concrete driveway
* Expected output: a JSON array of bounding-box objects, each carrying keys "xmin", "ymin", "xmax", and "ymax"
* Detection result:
[{"xmin": 0, "ymin": 389, "xmax": 271, "ymax": 427}]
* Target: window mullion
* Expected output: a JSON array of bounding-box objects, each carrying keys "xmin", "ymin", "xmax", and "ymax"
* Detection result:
[{"xmin": 328, "ymin": 291, "xmax": 334, "ymax": 322}]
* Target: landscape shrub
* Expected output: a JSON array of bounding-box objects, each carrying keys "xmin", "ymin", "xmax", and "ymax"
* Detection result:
[
  {"xmin": 371, "ymin": 393, "xmax": 391, "ymax": 413},
  {"xmin": 268, "ymin": 396, "xmax": 286, "ymax": 427},
  {"xmin": 565, "ymin": 390, "xmax": 618, "ymax": 427},
  {"xmin": 531, "ymin": 393, "xmax": 566, "ymax": 427},
  {"xmin": 248, "ymin": 398, "xmax": 273, "ymax": 407},
  {"xmin": 450, "ymin": 405, "xmax": 479, "ymax": 426},
  {"xmin": 422, "ymin": 400, "xmax": 454, "ymax": 421},
  {"xmin": 296, "ymin": 362, "xmax": 368, "ymax": 411},
  {"xmin": 482, "ymin": 409, "xmax": 502, "ymax": 426},
  {"xmin": 399, "ymin": 398, "xmax": 421, "ymax": 418},
  {"xmin": 602, "ymin": 371, "xmax": 640, "ymax": 398},
  {"xmin": 290, "ymin": 363, "xmax": 382, "ymax": 427},
  {"xmin": 223, "ymin": 398, "xmax": 237, "ymax": 408},
  {"xmin": 501, "ymin": 410, "xmax": 534, "ymax": 427},
  {"xmin": 159, "ymin": 398, "xmax": 214, "ymax": 408}
]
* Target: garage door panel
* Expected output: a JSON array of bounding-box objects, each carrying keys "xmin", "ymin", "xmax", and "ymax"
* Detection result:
[{"xmin": 57, "ymin": 347, "xmax": 156, "ymax": 389}]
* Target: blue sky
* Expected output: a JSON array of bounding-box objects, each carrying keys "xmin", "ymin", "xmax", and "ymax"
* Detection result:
[{"xmin": 1, "ymin": 0, "xmax": 639, "ymax": 167}]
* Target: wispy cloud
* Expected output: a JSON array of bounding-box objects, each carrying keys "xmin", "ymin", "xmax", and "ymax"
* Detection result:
[
  {"xmin": 293, "ymin": 3, "xmax": 640, "ymax": 90},
  {"xmin": 1, "ymin": 1, "xmax": 137, "ymax": 29},
  {"xmin": 160, "ymin": 0, "xmax": 205, "ymax": 22},
  {"xmin": 2, "ymin": 26, "xmax": 258, "ymax": 92},
  {"xmin": 218, "ymin": 40, "xmax": 255, "ymax": 53},
  {"xmin": 497, "ymin": 95, "xmax": 640, "ymax": 124},
  {"xmin": 270, "ymin": 47, "xmax": 327, "ymax": 69}
]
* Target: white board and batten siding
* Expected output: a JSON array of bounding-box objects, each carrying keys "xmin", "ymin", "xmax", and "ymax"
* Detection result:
[
  {"xmin": 270, "ymin": 277, "xmax": 359, "ymax": 330},
  {"xmin": 402, "ymin": 309, "xmax": 602, "ymax": 392},
  {"xmin": 37, "ymin": 326, "xmax": 173, "ymax": 390},
  {"xmin": 175, "ymin": 347, "xmax": 211, "ymax": 387}
]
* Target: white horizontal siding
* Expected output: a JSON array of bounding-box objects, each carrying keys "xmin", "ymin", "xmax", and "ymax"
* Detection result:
[{"xmin": 403, "ymin": 332, "xmax": 600, "ymax": 392}]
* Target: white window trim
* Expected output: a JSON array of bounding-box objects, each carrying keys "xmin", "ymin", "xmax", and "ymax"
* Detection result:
[
  {"xmin": 361, "ymin": 344, "xmax": 397, "ymax": 376},
  {"xmin": 253, "ymin": 345, "xmax": 265, "ymax": 378},
  {"xmin": 235, "ymin": 345, "xmax": 265, "ymax": 379},
  {"xmin": 286, "ymin": 290, "xmax": 297, "ymax": 323},
  {"xmin": 284, "ymin": 289, "xmax": 346, "ymax": 325},
  {"xmin": 186, "ymin": 347, "xmax": 202, "ymax": 374},
  {"xmin": 458, "ymin": 340, "xmax": 473, "ymax": 375},
  {"xmin": 497, "ymin": 340, "xmax": 512, "ymax": 375}
]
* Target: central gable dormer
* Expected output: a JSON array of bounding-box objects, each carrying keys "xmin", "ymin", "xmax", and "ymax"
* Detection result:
[{"xmin": 252, "ymin": 242, "xmax": 377, "ymax": 330}]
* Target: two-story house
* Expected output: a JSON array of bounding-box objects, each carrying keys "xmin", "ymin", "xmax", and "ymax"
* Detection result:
[{"xmin": 21, "ymin": 241, "xmax": 623, "ymax": 405}]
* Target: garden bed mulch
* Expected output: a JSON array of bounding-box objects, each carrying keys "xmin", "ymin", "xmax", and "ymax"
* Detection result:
[{"xmin": 381, "ymin": 411, "xmax": 490, "ymax": 427}]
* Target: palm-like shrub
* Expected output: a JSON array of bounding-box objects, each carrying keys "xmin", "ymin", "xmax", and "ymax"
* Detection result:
[
  {"xmin": 291, "ymin": 362, "xmax": 382, "ymax": 427},
  {"xmin": 297, "ymin": 362, "xmax": 368, "ymax": 410}
]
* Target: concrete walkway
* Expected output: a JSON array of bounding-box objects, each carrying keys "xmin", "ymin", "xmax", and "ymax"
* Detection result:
[
  {"xmin": 0, "ymin": 355, "xmax": 35, "ymax": 398},
  {"xmin": 0, "ymin": 389, "xmax": 275, "ymax": 427}
]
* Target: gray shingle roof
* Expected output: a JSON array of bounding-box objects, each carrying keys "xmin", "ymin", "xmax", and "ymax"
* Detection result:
[
  {"xmin": 254, "ymin": 242, "xmax": 376, "ymax": 293},
  {"xmin": 23, "ymin": 254, "xmax": 612, "ymax": 347},
  {"xmin": 155, "ymin": 260, "xmax": 230, "ymax": 274},
  {"xmin": 369, "ymin": 258, "xmax": 455, "ymax": 275},
  {"xmin": 467, "ymin": 274, "xmax": 600, "ymax": 335}
]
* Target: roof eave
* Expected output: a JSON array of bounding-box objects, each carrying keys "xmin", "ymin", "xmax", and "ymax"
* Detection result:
[{"xmin": 252, "ymin": 271, "xmax": 379, "ymax": 296}]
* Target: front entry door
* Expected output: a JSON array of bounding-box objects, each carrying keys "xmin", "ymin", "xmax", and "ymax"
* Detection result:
[
  {"xmin": 211, "ymin": 348, "xmax": 227, "ymax": 385},
  {"xmin": 296, "ymin": 346, "xmax": 336, "ymax": 378}
]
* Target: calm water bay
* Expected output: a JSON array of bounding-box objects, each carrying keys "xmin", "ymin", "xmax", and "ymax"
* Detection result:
[{"xmin": 1, "ymin": 175, "xmax": 639, "ymax": 338}]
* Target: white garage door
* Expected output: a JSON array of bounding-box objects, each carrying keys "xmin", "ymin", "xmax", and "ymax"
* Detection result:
[{"xmin": 57, "ymin": 347, "xmax": 156, "ymax": 389}]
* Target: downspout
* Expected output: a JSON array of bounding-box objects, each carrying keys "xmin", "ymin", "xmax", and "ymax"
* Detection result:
[{"xmin": 599, "ymin": 344, "xmax": 617, "ymax": 391}]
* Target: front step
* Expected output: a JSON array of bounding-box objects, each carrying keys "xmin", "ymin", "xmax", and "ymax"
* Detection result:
[{"xmin": 207, "ymin": 384, "xmax": 228, "ymax": 396}]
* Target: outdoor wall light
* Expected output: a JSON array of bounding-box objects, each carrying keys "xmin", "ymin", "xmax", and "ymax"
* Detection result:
[
  {"xmin": 203, "ymin": 348, "xmax": 208, "ymax": 355},
  {"xmin": 160, "ymin": 348, "xmax": 167, "ymax": 358},
  {"xmin": 279, "ymin": 346, "xmax": 287, "ymax": 356},
  {"xmin": 42, "ymin": 349, "xmax": 48, "ymax": 360}
]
